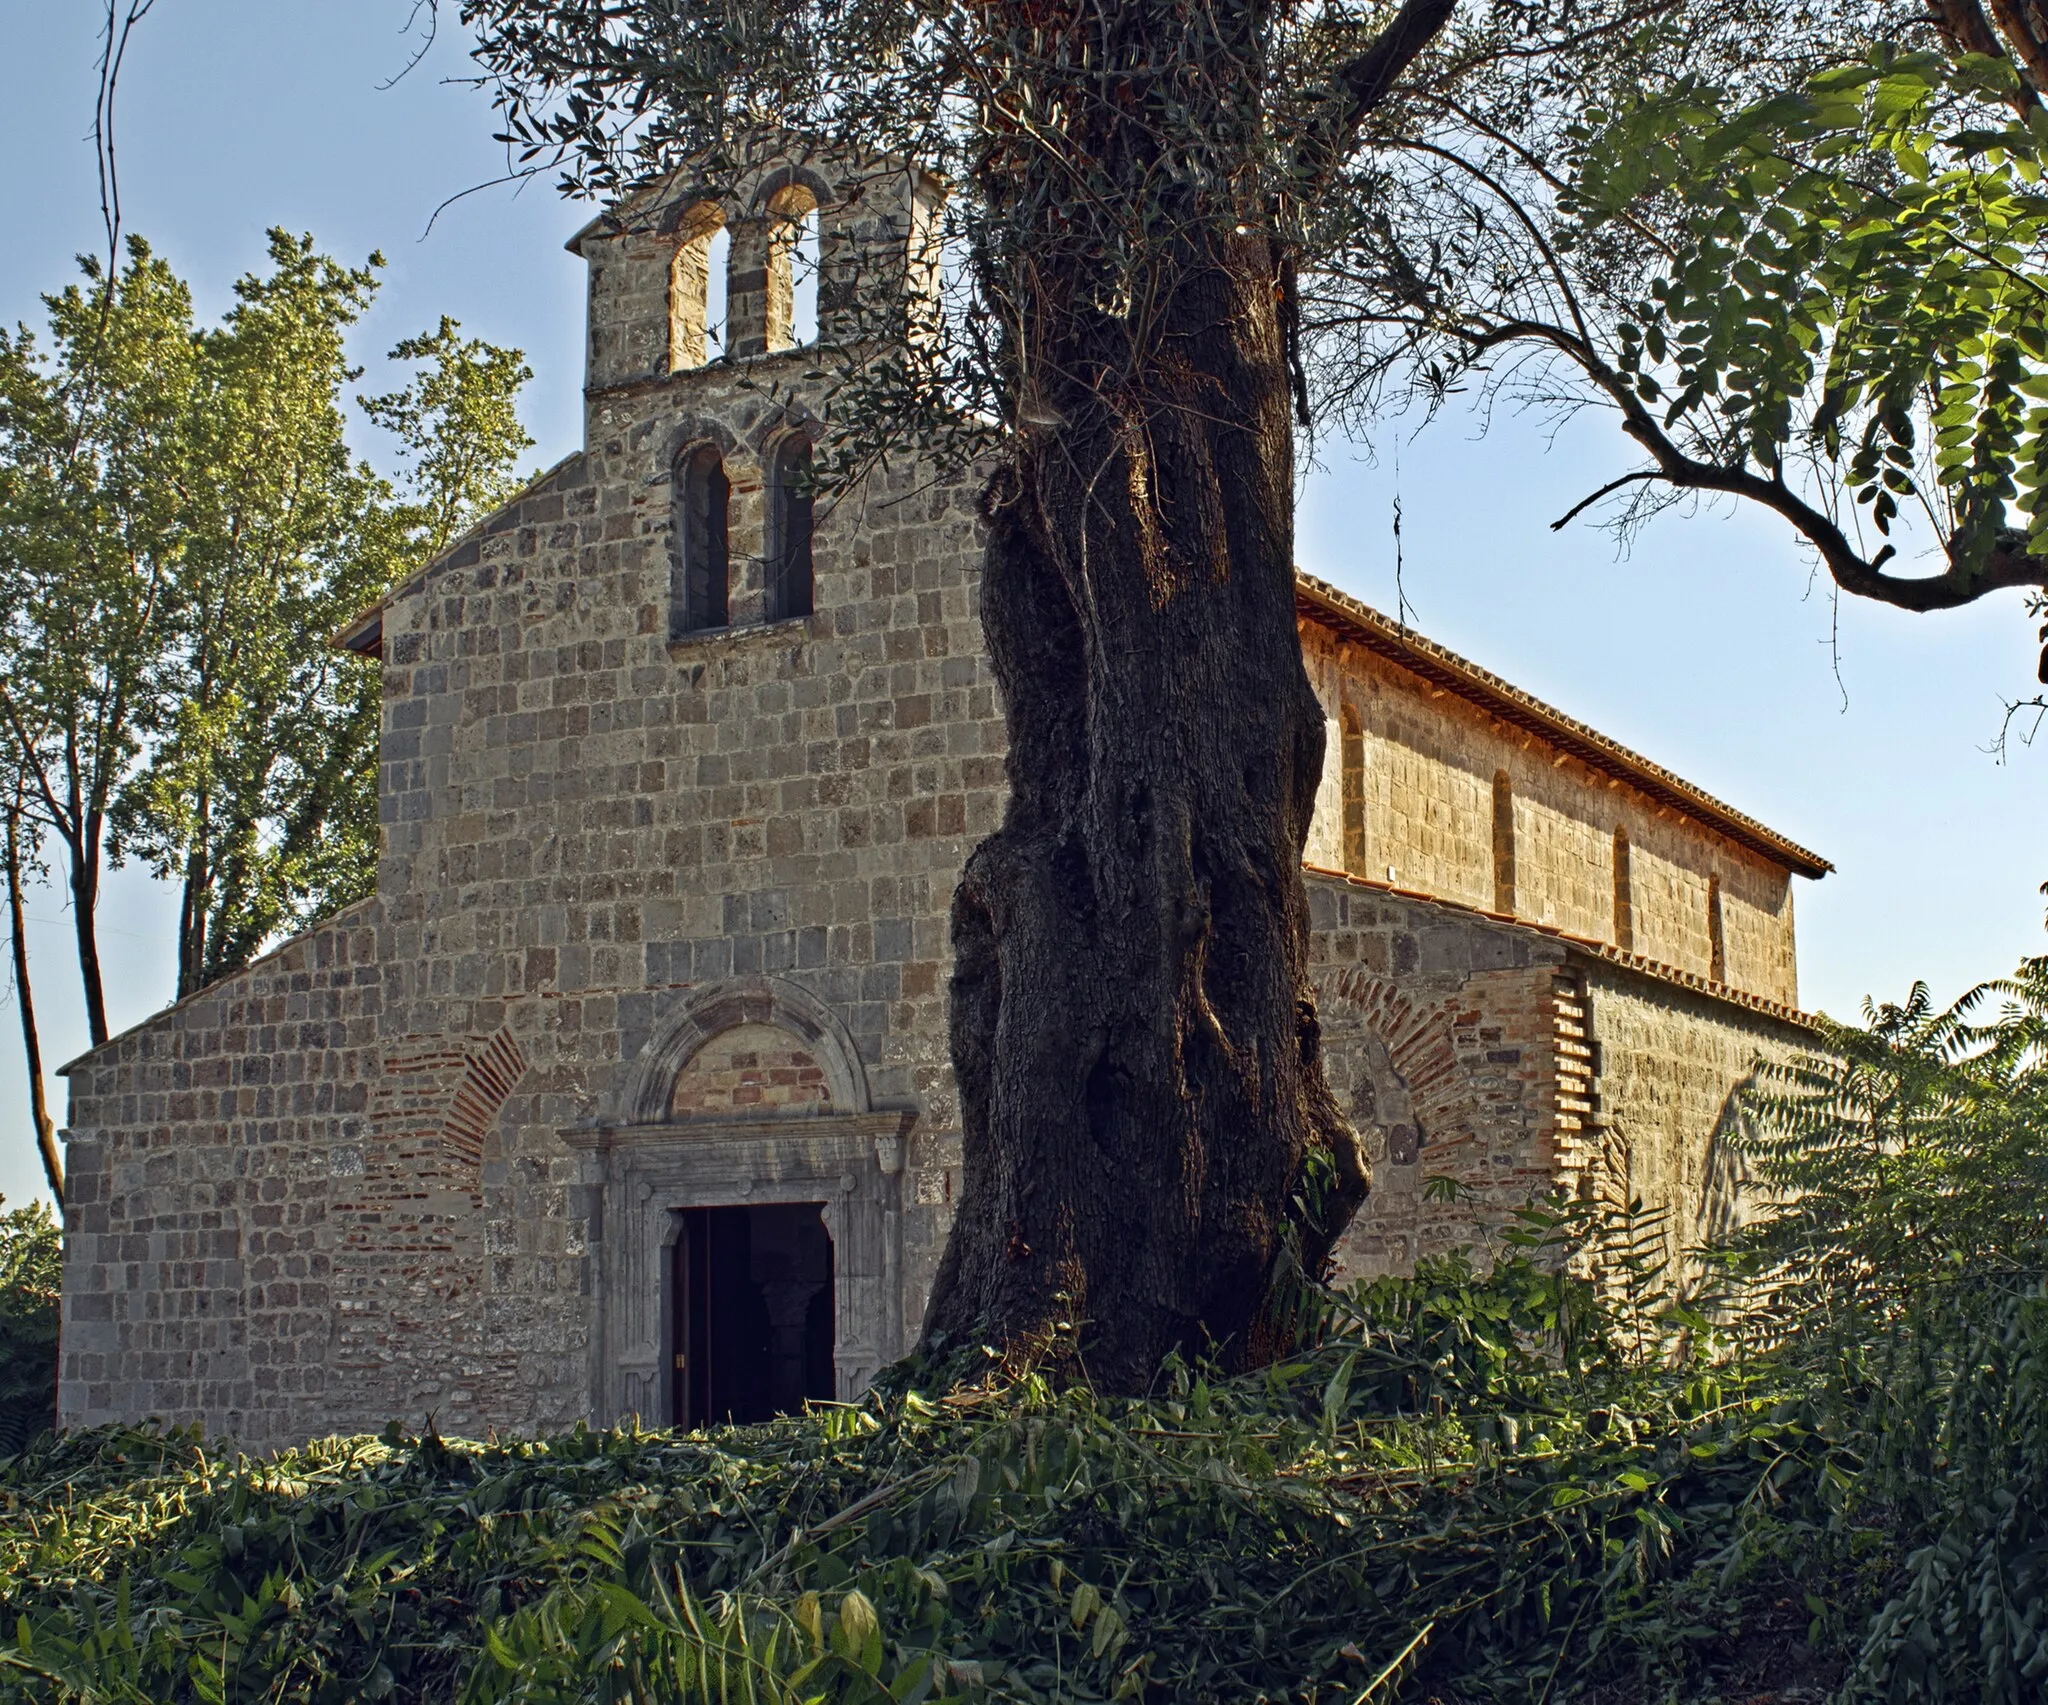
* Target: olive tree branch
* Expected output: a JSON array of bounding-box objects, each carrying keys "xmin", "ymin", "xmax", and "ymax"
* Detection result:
[{"xmin": 1296, "ymin": 0, "xmax": 1458, "ymax": 185}]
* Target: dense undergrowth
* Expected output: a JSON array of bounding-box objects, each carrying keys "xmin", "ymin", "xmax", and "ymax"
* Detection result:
[
  {"xmin": 6, "ymin": 961, "xmax": 2048, "ymax": 1704},
  {"xmin": 0, "ymin": 1200, "xmax": 58, "ymax": 1455}
]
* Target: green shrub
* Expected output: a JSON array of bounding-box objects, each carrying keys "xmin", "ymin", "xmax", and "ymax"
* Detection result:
[
  {"xmin": 1720, "ymin": 955, "xmax": 2048, "ymax": 1702},
  {"xmin": 0, "ymin": 1207, "xmax": 1835, "ymax": 1705},
  {"xmin": 6, "ymin": 957, "xmax": 2048, "ymax": 1702},
  {"xmin": 0, "ymin": 1198, "xmax": 59, "ymax": 1457}
]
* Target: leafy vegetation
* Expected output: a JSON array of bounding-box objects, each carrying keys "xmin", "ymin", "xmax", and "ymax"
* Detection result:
[
  {"xmin": 0, "ymin": 231, "xmax": 531, "ymax": 1199},
  {"xmin": 1564, "ymin": 47, "xmax": 2048, "ymax": 614},
  {"xmin": 1308, "ymin": 8, "xmax": 2048, "ymax": 646},
  {"xmin": 7, "ymin": 957, "xmax": 2048, "ymax": 1702},
  {"xmin": 0, "ymin": 1199, "xmax": 58, "ymax": 1457}
]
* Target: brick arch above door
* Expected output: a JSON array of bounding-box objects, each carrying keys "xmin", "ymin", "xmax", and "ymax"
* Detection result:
[{"xmin": 620, "ymin": 975, "xmax": 874, "ymax": 1125}]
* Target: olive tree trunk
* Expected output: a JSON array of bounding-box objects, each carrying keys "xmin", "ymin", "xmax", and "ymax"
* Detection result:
[{"xmin": 918, "ymin": 215, "xmax": 1367, "ymax": 1390}]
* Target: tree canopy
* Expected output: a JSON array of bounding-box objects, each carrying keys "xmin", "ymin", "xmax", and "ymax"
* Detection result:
[
  {"xmin": 0, "ymin": 232, "xmax": 532, "ymax": 1199},
  {"xmin": 1307, "ymin": 2, "xmax": 2048, "ymax": 666}
]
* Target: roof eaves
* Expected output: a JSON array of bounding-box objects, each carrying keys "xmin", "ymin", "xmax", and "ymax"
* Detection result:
[
  {"xmin": 1294, "ymin": 574, "xmax": 1833, "ymax": 880},
  {"xmin": 1302, "ymin": 864, "xmax": 1822, "ymax": 1031}
]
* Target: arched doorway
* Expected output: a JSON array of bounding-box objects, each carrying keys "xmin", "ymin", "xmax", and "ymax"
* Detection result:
[{"xmin": 566, "ymin": 975, "xmax": 915, "ymax": 1427}]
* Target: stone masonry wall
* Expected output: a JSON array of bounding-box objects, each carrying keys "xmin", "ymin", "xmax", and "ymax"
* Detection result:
[
  {"xmin": 1299, "ymin": 622, "xmax": 1799, "ymax": 1006},
  {"xmin": 1306, "ymin": 874, "xmax": 1578, "ymax": 1279},
  {"xmin": 336, "ymin": 322, "xmax": 998, "ymax": 1439},
  {"xmin": 59, "ymin": 902, "xmax": 380, "ymax": 1443},
  {"xmin": 1583, "ymin": 964, "xmax": 1813, "ymax": 1262}
]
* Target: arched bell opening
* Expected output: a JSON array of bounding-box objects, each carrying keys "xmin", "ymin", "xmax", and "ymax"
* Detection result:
[
  {"xmin": 765, "ymin": 181, "xmax": 822, "ymax": 352},
  {"xmin": 668, "ymin": 203, "xmax": 730, "ymax": 371}
]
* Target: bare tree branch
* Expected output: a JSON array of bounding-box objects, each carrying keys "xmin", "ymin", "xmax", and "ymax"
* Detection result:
[
  {"xmin": 1297, "ymin": 0, "xmax": 1458, "ymax": 183},
  {"xmin": 92, "ymin": 1, "xmax": 158, "ymax": 273}
]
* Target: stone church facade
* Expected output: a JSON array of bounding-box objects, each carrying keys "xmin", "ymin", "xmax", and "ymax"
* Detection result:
[{"xmin": 56, "ymin": 146, "xmax": 1829, "ymax": 1449}]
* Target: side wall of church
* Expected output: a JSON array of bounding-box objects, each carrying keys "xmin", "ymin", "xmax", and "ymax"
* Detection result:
[
  {"xmin": 1305, "ymin": 875, "xmax": 1577, "ymax": 1279},
  {"xmin": 1582, "ymin": 965, "xmax": 1813, "ymax": 1261},
  {"xmin": 57, "ymin": 903, "xmax": 380, "ymax": 1444},
  {"xmin": 1298, "ymin": 623, "xmax": 1799, "ymax": 1007}
]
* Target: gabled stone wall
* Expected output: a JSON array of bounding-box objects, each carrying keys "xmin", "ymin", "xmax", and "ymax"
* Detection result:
[{"xmin": 59, "ymin": 903, "xmax": 379, "ymax": 1443}]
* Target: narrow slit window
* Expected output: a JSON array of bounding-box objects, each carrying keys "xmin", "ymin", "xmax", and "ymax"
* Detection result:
[
  {"xmin": 672, "ymin": 446, "xmax": 730, "ymax": 637},
  {"xmin": 1340, "ymin": 704, "xmax": 1367, "ymax": 876},
  {"xmin": 766, "ymin": 436, "xmax": 815, "ymax": 621},
  {"xmin": 668, "ymin": 206, "xmax": 728, "ymax": 371},
  {"xmin": 1707, "ymin": 874, "xmax": 1726, "ymax": 984},
  {"xmin": 1491, "ymin": 769, "xmax": 1516, "ymax": 917},
  {"xmin": 1612, "ymin": 827, "xmax": 1634, "ymax": 952}
]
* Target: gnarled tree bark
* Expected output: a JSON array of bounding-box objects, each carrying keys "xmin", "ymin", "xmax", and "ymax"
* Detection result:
[{"xmin": 917, "ymin": 0, "xmax": 1454, "ymax": 1391}]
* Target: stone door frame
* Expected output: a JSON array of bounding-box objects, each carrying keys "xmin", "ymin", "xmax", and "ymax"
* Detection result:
[
  {"xmin": 569, "ymin": 975, "xmax": 915, "ymax": 1426},
  {"xmin": 566, "ymin": 1112, "xmax": 914, "ymax": 1424}
]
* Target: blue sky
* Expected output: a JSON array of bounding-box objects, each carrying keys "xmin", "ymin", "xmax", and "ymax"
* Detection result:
[{"xmin": 4, "ymin": 1, "xmax": 2046, "ymax": 1209}]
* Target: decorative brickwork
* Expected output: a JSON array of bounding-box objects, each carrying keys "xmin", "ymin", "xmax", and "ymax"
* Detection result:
[{"xmin": 670, "ymin": 1023, "xmax": 833, "ymax": 1116}]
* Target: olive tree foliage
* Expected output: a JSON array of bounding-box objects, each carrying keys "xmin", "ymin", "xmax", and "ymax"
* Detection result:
[
  {"xmin": 1304, "ymin": 1, "xmax": 2048, "ymax": 661},
  {"xmin": 446, "ymin": 1, "xmax": 1710, "ymax": 462}
]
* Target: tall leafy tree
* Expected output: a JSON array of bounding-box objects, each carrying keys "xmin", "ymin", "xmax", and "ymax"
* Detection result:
[
  {"xmin": 0, "ymin": 238, "xmax": 192, "ymax": 1052},
  {"xmin": 120, "ymin": 245, "xmax": 534, "ymax": 997},
  {"xmin": 117, "ymin": 234, "xmax": 385, "ymax": 996},
  {"xmin": 0, "ymin": 234, "xmax": 531, "ymax": 1192}
]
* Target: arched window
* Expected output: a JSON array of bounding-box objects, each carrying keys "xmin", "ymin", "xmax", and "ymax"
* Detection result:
[
  {"xmin": 766, "ymin": 436, "xmax": 815, "ymax": 622},
  {"xmin": 1612, "ymin": 827, "xmax": 1634, "ymax": 952},
  {"xmin": 1340, "ymin": 703, "xmax": 1367, "ymax": 876},
  {"xmin": 1491, "ymin": 769, "xmax": 1516, "ymax": 917},
  {"xmin": 1707, "ymin": 873, "xmax": 1726, "ymax": 984},
  {"xmin": 671, "ymin": 445, "xmax": 730, "ymax": 637},
  {"xmin": 765, "ymin": 183, "xmax": 821, "ymax": 352},
  {"xmin": 669, "ymin": 205, "xmax": 728, "ymax": 371}
]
